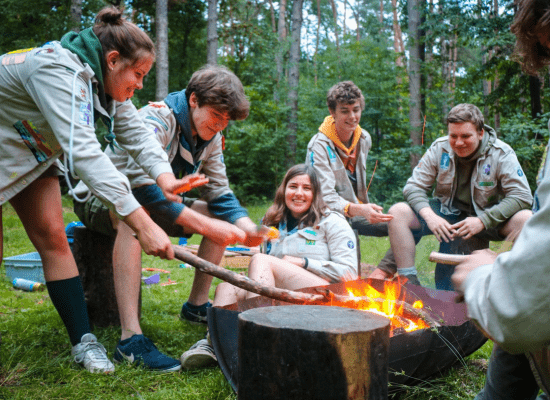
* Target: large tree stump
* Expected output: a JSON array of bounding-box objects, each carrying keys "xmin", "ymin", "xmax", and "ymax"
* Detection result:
[
  {"xmin": 72, "ymin": 226, "xmax": 141, "ymax": 328},
  {"xmin": 237, "ymin": 305, "xmax": 390, "ymax": 400}
]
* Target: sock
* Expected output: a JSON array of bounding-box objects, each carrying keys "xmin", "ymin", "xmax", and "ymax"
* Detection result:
[
  {"xmin": 398, "ymin": 266, "xmax": 418, "ymax": 276},
  {"xmin": 185, "ymin": 301, "xmax": 211, "ymax": 310},
  {"xmin": 46, "ymin": 276, "xmax": 91, "ymax": 346}
]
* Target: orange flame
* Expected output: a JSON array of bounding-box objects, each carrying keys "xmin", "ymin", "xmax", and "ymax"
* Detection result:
[{"xmin": 345, "ymin": 280, "xmax": 430, "ymax": 334}]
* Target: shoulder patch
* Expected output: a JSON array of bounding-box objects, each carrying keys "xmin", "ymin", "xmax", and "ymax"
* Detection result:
[
  {"xmin": 440, "ymin": 153, "xmax": 450, "ymax": 170},
  {"xmin": 327, "ymin": 146, "xmax": 337, "ymax": 162},
  {"xmin": 517, "ymin": 167, "xmax": 524, "ymax": 177},
  {"xmin": 144, "ymin": 115, "xmax": 169, "ymax": 131},
  {"xmin": 347, "ymin": 240, "xmax": 355, "ymax": 249}
]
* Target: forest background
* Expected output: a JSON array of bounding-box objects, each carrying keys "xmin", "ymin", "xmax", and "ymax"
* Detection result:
[{"xmin": 2, "ymin": 0, "xmax": 550, "ymax": 206}]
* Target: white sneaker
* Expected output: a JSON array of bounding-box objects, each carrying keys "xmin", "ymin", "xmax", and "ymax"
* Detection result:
[
  {"xmin": 72, "ymin": 333, "xmax": 115, "ymax": 373},
  {"xmin": 180, "ymin": 338, "xmax": 217, "ymax": 370}
]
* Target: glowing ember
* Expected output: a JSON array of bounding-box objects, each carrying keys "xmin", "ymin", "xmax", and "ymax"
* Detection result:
[{"xmin": 345, "ymin": 280, "xmax": 430, "ymax": 334}]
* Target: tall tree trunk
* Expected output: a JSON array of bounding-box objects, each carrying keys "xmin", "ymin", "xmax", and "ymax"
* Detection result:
[
  {"xmin": 70, "ymin": 0, "xmax": 83, "ymax": 32},
  {"xmin": 287, "ymin": 0, "xmax": 304, "ymax": 168},
  {"xmin": 314, "ymin": 0, "xmax": 321, "ymax": 85},
  {"xmin": 269, "ymin": 0, "xmax": 277, "ymax": 32},
  {"xmin": 207, "ymin": 0, "xmax": 218, "ymax": 64},
  {"xmin": 392, "ymin": 0, "xmax": 404, "ymax": 73},
  {"xmin": 329, "ymin": 0, "xmax": 340, "ymax": 51},
  {"xmin": 379, "ymin": 0, "xmax": 384, "ymax": 33},
  {"xmin": 275, "ymin": 0, "xmax": 288, "ymax": 101},
  {"xmin": 408, "ymin": 0, "xmax": 424, "ymax": 169},
  {"xmin": 155, "ymin": 0, "xmax": 169, "ymax": 101},
  {"xmin": 492, "ymin": 0, "xmax": 500, "ymax": 130},
  {"xmin": 530, "ymin": 76, "xmax": 543, "ymax": 119}
]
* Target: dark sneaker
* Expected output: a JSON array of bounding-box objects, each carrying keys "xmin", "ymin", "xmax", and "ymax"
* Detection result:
[
  {"xmin": 180, "ymin": 301, "xmax": 212, "ymax": 325},
  {"xmin": 114, "ymin": 334, "xmax": 181, "ymax": 372},
  {"xmin": 180, "ymin": 338, "xmax": 217, "ymax": 370},
  {"xmin": 401, "ymin": 274, "xmax": 422, "ymax": 286}
]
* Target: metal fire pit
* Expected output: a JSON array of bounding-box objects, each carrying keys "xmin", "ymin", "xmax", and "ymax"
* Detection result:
[{"xmin": 207, "ymin": 278, "xmax": 487, "ymax": 393}]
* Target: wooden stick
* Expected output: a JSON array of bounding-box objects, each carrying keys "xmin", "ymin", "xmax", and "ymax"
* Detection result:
[
  {"xmin": 429, "ymin": 251, "xmax": 467, "ymax": 265},
  {"xmin": 173, "ymin": 245, "xmax": 440, "ymax": 327},
  {"xmin": 173, "ymin": 245, "xmax": 326, "ymax": 304}
]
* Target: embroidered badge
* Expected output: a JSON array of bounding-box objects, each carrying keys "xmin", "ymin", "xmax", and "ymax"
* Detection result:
[
  {"xmin": 517, "ymin": 167, "xmax": 524, "ymax": 177},
  {"xmin": 347, "ymin": 240, "xmax": 354, "ymax": 249},
  {"xmin": 478, "ymin": 181, "xmax": 494, "ymax": 187},
  {"xmin": 14, "ymin": 120, "xmax": 57, "ymax": 163},
  {"xmin": 79, "ymin": 103, "xmax": 92, "ymax": 126},
  {"xmin": 440, "ymin": 153, "xmax": 450, "ymax": 170},
  {"xmin": 304, "ymin": 229, "xmax": 318, "ymax": 236},
  {"xmin": 327, "ymin": 146, "xmax": 337, "ymax": 163},
  {"xmin": 220, "ymin": 154, "xmax": 225, "ymax": 164},
  {"xmin": 483, "ymin": 164, "xmax": 491, "ymax": 175},
  {"xmin": 310, "ymin": 151, "xmax": 315, "ymax": 165},
  {"xmin": 145, "ymin": 115, "xmax": 169, "ymax": 130},
  {"xmin": 305, "ymin": 240, "xmax": 315, "ymax": 245}
]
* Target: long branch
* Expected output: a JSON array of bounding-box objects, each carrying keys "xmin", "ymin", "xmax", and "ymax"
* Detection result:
[{"xmin": 173, "ymin": 245, "xmax": 440, "ymax": 327}]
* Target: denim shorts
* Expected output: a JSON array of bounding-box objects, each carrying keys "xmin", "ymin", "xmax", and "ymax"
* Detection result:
[{"xmin": 74, "ymin": 184, "xmax": 196, "ymax": 238}]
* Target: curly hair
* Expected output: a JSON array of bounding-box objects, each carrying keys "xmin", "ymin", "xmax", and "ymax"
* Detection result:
[
  {"xmin": 263, "ymin": 164, "xmax": 328, "ymax": 228},
  {"xmin": 511, "ymin": 0, "xmax": 550, "ymax": 76},
  {"xmin": 326, "ymin": 81, "xmax": 365, "ymax": 112}
]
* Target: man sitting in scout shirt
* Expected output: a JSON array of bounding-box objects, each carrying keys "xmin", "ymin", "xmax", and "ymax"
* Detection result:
[{"xmin": 368, "ymin": 103, "xmax": 533, "ymax": 289}]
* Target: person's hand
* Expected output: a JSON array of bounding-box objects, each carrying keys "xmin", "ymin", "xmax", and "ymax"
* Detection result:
[
  {"xmin": 235, "ymin": 217, "xmax": 266, "ymax": 247},
  {"xmin": 420, "ymin": 209, "xmax": 455, "ymax": 243},
  {"xmin": 207, "ymin": 220, "xmax": 247, "ymax": 247},
  {"xmin": 451, "ymin": 249, "xmax": 497, "ymax": 294},
  {"xmin": 282, "ymin": 255, "xmax": 306, "ymax": 268},
  {"xmin": 172, "ymin": 173, "xmax": 209, "ymax": 195},
  {"xmin": 352, "ymin": 203, "xmax": 394, "ymax": 224},
  {"xmin": 156, "ymin": 173, "xmax": 209, "ymax": 203},
  {"xmin": 451, "ymin": 217, "xmax": 485, "ymax": 239},
  {"xmin": 124, "ymin": 208, "xmax": 174, "ymax": 259}
]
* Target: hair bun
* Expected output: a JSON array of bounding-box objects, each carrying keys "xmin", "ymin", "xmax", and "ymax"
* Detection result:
[{"xmin": 95, "ymin": 6, "xmax": 124, "ymax": 25}]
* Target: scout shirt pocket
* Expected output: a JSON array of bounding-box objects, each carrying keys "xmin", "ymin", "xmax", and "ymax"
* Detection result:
[
  {"xmin": 433, "ymin": 155, "xmax": 454, "ymax": 199},
  {"xmin": 473, "ymin": 163, "xmax": 499, "ymax": 209},
  {"xmin": 292, "ymin": 227, "xmax": 328, "ymax": 260}
]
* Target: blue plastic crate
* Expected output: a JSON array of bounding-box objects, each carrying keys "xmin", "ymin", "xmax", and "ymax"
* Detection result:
[{"xmin": 4, "ymin": 252, "xmax": 45, "ymax": 284}]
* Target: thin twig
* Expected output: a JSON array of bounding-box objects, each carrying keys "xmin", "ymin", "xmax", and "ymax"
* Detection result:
[{"xmin": 366, "ymin": 159, "xmax": 378, "ymax": 195}]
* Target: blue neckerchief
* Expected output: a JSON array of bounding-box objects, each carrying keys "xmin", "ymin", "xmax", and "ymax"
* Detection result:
[
  {"xmin": 266, "ymin": 219, "xmax": 300, "ymax": 254},
  {"xmin": 164, "ymin": 89, "xmax": 214, "ymax": 176}
]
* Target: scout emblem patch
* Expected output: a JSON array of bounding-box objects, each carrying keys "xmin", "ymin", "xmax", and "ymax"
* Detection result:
[{"xmin": 440, "ymin": 153, "xmax": 450, "ymax": 170}]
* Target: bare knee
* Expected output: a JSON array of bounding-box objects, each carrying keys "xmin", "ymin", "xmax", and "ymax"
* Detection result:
[
  {"xmin": 388, "ymin": 202, "xmax": 415, "ymax": 227},
  {"xmin": 508, "ymin": 209, "xmax": 533, "ymax": 235},
  {"xmin": 248, "ymin": 253, "xmax": 270, "ymax": 279}
]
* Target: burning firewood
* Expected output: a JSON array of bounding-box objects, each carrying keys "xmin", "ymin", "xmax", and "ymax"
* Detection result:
[{"xmin": 172, "ymin": 245, "xmax": 440, "ymax": 328}]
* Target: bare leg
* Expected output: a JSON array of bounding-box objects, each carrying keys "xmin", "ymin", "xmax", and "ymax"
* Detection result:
[
  {"xmin": 246, "ymin": 253, "xmax": 329, "ymax": 299},
  {"xmin": 111, "ymin": 215, "xmax": 143, "ymax": 341},
  {"xmin": 212, "ymin": 282, "xmax": 247, "ymax": 308},
  {"xmin": 10, "ymin": 176, "xmax": 78, "ymax": 281},
  {"xmin": 499, "ymin": 209, "xmax": 532, "ymax": 241},
  {"xmin": 370, "ymin": 202, "xmax": 422, "ymax": 279},
  {"xmin": 387, "ymin": 202, "xmax": 422, "ymax": 271},
  {"xmin": 185, "ymin": 201, "xmax": 226, "ymax": 306}
]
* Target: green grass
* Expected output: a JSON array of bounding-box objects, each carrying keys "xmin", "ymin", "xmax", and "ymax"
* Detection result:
[{"xmin": 0, "ymin": 197, "xmax": 492, "ymax": 399}]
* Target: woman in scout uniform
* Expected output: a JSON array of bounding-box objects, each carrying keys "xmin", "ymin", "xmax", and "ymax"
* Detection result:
[
  {"xmin": 0, "ymin": 6, "xmax": 192, "ymax": 373},
  {"xmin": 180, "ymin": 164, "xmax": 358, "ymax": 369}
]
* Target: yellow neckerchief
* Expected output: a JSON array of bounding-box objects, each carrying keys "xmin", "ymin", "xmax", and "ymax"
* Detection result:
[{"xmin": 318, "ymin": 115, "xmax": 362, "ymax": 155}]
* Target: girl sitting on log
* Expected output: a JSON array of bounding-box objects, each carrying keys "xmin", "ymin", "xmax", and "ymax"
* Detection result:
[{"xmin": 180, "ymin": 163, "xmax": 358, "ymax": 369}]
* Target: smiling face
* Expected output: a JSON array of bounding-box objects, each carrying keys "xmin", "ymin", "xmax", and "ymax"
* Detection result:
[
  {"xmin": 104, "ymin": 51, "xmax": 154, "ymax": 102},
  {"xmin": 285, "ymin": 174, "xmax": 314, "ymax": 219},
  {"xmin": 448, "ymin": 122, "xmax": 484, "ymax": 158},
  {"xmin": 188, "ymin": 92, "xmax": 230, "ymax": 141},
  {"xmin": 330, "ymin": 101, "xmax": 362, "ymax": 142}
]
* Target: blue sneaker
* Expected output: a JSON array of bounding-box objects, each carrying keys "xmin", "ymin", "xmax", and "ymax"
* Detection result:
[
  {"xmin": 114, "ymin": 335, "xmax": 181, "ymax": 372},
  {"xmin": 180, "ymin": 301, "xmax": 212, "ymax": 325}
]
